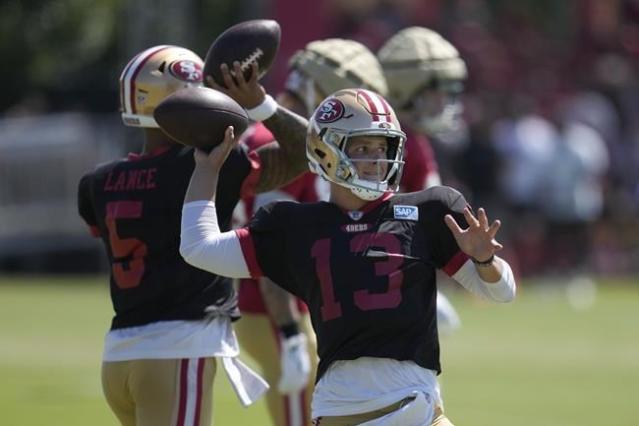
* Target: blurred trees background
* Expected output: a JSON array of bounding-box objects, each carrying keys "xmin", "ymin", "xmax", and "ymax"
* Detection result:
[{"xmin": 0, "ymin": 0, "xmax": 257, "ymax": 113}]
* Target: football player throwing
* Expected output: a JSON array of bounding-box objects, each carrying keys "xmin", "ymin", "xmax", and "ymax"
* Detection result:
[{"xmin": 180, "ymin": 88, "xmax": 516, "ymax": 426}]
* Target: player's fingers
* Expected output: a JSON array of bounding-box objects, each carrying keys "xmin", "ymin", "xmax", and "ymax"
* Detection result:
[
  {"xmin": 215, "ymin": 127, "xmax": 236, "ymax": 162},
  {"xmin": 445, "ymin": 214, "xmax": 464, "ymax": 237},
  {"xmin": 220, "ymin": 63, "xmax": 236, "ymax": 89},
  {"xmin": 247, "ymin": 61, "xmax": 259, "ymax": 84},
  {"xmin": 488, "ymin": 220, "xmax": 501, "ymax": 238},
  {"xmin": 222, "ymin": 126, "xmax": 236, "ymax": 149},
  {"xmin": 233, "ymin": 61, "xmax": 248, "ymax": 88},
  {"xmin": 463, "ymin": 207, "xmax": 480, "ymax": 228},
  {"xmin": 209, "ymin": 125, "xmax": 235, "ymax": 156},
  {"xmin": 478, "ymin": 208, "xmax": 489, "ymax": 229}
]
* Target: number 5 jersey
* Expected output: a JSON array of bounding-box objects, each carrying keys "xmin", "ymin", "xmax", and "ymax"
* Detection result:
[{"xmin": 78, "ymin": 144, "xmax": 258, "ymax": 330}]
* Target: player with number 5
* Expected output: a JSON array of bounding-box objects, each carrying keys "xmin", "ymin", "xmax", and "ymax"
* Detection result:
[
  {"xmin": 181, "ymin": 88, "xmax": 517, "ymax": 425},
  {"xmin": 77, "ymin": 42, "xmax": 311, "ymax": 426}
]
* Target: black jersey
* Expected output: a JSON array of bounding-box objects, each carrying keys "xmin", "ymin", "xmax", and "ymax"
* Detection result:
[
  {"xmin": 78, "ymin": 144, "xmax": 257, "ymax": 330},
  {"xmin": 238, "ymin": 186, "xmax": 470, "ymax": 380}
]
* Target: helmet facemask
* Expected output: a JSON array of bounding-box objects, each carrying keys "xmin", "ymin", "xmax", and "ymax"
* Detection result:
[{"xmin": 405, "ymin": 80, "xmax": 465, "ymax": 137}]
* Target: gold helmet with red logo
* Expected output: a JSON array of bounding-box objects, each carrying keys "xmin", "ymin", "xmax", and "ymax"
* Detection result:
[
  {"xmin": 307, "ymin": 89, "xmax": 406, "ymax": 201},
  {"xmin": 119, "ymin": 45, "xmax": 204, "ymax": 128}
]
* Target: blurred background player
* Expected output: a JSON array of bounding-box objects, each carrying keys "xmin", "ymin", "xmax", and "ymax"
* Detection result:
[
  {"xmin": 231, "ymin": 38, "xmax": 389, "ymax": 426},
  {"xmin": 378, "ymin": 26, "xmax": 470, "ymax": 338},
  {"xmin": 77, "ymin": 44, "xmax": 311, "ymax": 426}
]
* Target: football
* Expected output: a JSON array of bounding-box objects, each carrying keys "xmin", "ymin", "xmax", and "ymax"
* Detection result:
[
  {"xmin": 154, "ymin": 87, "xmax": 248, "ymax": 150},
  {"xmin": 204, "ymin": 19, "xmax": 281, "ymax": 88}
]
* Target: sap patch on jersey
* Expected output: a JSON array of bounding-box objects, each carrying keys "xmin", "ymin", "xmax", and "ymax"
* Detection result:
[{"xmin": 393, "ymin": 205, "xmax": 419, "ymax": 221}]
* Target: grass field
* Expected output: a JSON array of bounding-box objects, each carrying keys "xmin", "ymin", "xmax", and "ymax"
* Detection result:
[{"xmin": 1, "ymin": 275, "xmax": 637, "ymax": 426}]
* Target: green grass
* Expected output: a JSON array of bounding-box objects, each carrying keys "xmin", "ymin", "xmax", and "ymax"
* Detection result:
[{"xmin": 1, "ymin": 276, "xmax": 637, "ymax": 425}]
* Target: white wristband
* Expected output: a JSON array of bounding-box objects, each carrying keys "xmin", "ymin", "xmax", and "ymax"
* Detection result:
[{"xmin": 246, "ymin": 94, "xmax": 278, "ymax": 122}]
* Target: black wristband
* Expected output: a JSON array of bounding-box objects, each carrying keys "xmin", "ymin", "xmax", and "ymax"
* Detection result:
[
  {"xmin": 279, "ymin": 322, "xmax": 300, "ymax": 339},
  {"xmin": 472, "ymin": 254, "xmax": 495, "ymax": 266}
]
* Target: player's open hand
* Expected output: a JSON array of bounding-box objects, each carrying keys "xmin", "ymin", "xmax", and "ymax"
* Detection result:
[
  {"xmin": 193, "ymin": 126, "xmax": 237, "ymax": 171},
  {"xmin": 445, "ymin": 207, "xmax": 503, "ymax": 262},
  {"xmin": 206, "ymin": 61, "xmax": 266, "ymax": 109}
]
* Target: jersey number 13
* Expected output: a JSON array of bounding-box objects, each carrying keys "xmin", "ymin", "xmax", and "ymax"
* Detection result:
[{"xmin": 311, "ymin": 232, "xmax": 404, "ymax": 321}]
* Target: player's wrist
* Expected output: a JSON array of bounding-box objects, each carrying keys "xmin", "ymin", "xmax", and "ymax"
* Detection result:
[
  {"xmin": 246, "ymin": 94, "xmax": 277, "ymax": 122},
  {"xmin": 471, "ymin": 254, "xmax": 495, "ymax": 267}
]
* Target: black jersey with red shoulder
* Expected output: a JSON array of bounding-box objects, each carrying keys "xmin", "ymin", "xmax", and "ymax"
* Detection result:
[
  {"xmin": 237, "ymin": 186, "xmax": 470, "ymax": 381},
  {"xmin": 78, "ymin": 144, "xmax": 258, "ymax": 330}
]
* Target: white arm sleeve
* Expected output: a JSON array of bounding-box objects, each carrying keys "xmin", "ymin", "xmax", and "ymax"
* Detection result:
[
  {"xmin": 451, "ymin": 257, "xmax": 516, "ymax": 302},
  {"xmin": 180, "ymin": 201, "xmax": 252, "ymax": 278}
]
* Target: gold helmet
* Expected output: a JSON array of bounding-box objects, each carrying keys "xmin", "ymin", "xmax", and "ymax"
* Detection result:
[
  {"xmin": 307, "ymin": 89, "xmax": 406, "ymax": 201},
  {"xmin": 286, "ymin": 39, "xmax": 388, "ymax": 117},
  {"xmin": 119, "ymin": 45, "xmax": 204, "ymax": 128},
  {"xmin": 378, "ymin": 27, "xmax": 467, "ymax": 135}
]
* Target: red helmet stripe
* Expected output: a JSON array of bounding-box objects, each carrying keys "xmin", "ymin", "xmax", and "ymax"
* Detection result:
[
  {"xmin": 359, "ymin": 90, "xmax": 392, "ymax": 122},
  {"xmin": 122, "ymin": 45, "xmax": 171, "ymax": 114},
  {"xmin": 369, "ymin": 91, "xmax": 392, "ymax": 122},
  {"xmin": 358, "ymin": 90, "xmax": 381, "ymax": 121}
]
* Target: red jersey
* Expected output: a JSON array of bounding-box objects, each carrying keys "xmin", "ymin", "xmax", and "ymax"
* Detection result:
[{"xmin": 401, "ymin": 129, "xmax": 440, "ymax": 192}]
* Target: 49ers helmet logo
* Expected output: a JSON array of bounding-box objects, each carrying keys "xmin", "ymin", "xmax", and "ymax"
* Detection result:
[
  {"xmin": 315, "ymin": 98, "xmax": 345, "ymax": 123},
  {"xmin": 169, "ymin": 60, "xmax": 203, "ymax": 82}
]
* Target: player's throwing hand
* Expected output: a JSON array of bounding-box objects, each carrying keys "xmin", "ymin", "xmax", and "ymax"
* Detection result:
[
  {"xmin": 207, "ymin": 61, "xmax": 266, "ymax": 109},
  {"xmin": 445, "ymin": 207, "xmax": 503, "ymax": 263}
]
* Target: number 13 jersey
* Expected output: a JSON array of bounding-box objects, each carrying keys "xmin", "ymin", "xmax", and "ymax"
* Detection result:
[{"xmin": 236, "ymin": 186, "xmax": 470, "ymax": 381}]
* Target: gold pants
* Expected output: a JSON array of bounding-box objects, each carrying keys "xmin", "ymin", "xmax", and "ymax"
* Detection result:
[{"xmin": 102, "ymin": 357, "xmax": 216, "ymax": 426}]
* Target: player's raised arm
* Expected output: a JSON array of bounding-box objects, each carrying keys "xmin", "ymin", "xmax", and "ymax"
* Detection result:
[
  {"xmin": 208, "ymin": 61, "xmax": 308, "ymax": 193},
  {"xmin": 185, "ymin": 126, "xmax": 238, "ymax": 203},
  {"xmin": 180, "ymin": 126, "xmax": 252, "ymax": 279}
]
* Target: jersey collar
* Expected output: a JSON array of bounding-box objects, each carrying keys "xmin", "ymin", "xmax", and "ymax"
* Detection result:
[
  {"xmin": 340, "ymin": 191, "xmax": 394, "ymax": 220},
  {"xmin": 127, "ymin": 145, "xmax": 172, "ymax": 161}
]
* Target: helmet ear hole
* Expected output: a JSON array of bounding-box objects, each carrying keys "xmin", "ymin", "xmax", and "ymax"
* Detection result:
[{"xmin": 314, "ymin": 148, "xmax": 326, "ymax": 159}]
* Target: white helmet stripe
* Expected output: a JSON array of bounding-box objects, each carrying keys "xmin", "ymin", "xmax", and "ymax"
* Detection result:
[
  {"xmin": 370, "ymin": 91, "xmax": 392, "ymax": 122},
  {"xmin": 121, "ymin": 45, "xmax": 171, "ymax": 114},
  {"xmin": 119, "ymin": 52, "xmax": 141, "ymax": 113}
]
